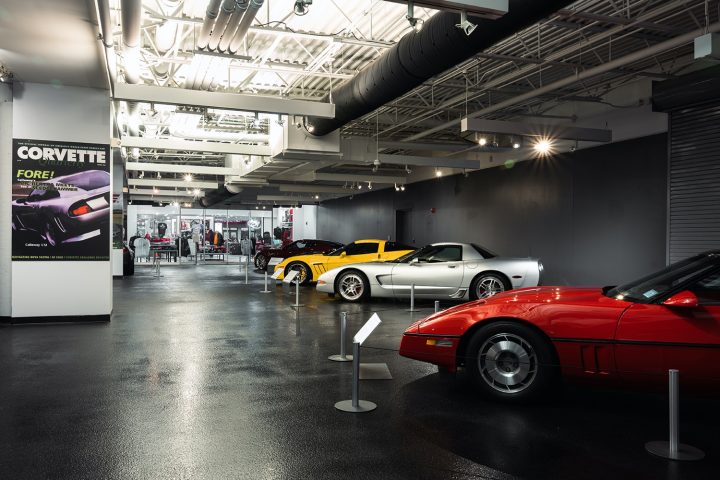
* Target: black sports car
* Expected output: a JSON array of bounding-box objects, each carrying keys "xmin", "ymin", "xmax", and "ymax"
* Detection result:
[{"xmin": 12, "ymin": 170, "xmax": 110, "ymax": 247}]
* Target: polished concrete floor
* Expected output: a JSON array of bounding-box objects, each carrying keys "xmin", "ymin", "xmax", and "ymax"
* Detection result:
[{"xmin": 1, "ymin": 264, "xmax": 719, "ymax": 479}]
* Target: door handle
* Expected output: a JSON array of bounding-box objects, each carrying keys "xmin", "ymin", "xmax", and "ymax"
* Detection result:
[{"xmin": 448, "ymin": 265, "xmax": 457, "ymax": 268}]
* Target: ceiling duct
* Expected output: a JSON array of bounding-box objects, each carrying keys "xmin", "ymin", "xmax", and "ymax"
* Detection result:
[
  {"xmin": 197, "ymin": 0, "xmax": 223, "ymax": 50},
  {"xmin": 228, "ymin": 0, "xmax": 264, "ymax": 54},
  {"xmin": 207, "ymin": 0, "xmax": 240, "ymax": 51},
  {"xmin": 219, "ymin": 1, "xmax": 249, "ymax": 52},
  {"xmin": 304, "ymin": 0, "xmax": 575, "ymax": 137}
]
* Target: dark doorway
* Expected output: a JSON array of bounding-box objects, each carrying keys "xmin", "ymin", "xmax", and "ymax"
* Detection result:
[{"xmin": 396, "ymin": 210, "xmax": 413, "ymax": 245}]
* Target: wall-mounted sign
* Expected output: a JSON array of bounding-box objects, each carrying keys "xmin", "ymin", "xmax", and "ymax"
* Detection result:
[{"xmin": 10, "ymin": 139, "xmax": 111, "ymax": 261}]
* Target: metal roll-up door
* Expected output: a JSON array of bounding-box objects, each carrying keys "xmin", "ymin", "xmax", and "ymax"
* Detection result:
[{"xmin": 668, "ymin": 100, "xmax": 720, "ymax": 264}]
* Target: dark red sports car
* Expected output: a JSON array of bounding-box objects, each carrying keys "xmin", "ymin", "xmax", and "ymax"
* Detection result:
[
  {"xmin": 254, "ymin": 239, "xmax": 342, "ymax": 271},
  {"xmin": 400, "ymin": 250, "xmax": 720, "ymax": 402}
]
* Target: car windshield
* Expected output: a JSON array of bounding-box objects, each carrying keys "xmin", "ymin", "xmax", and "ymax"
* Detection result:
[
  {"xmin": 393, "ymin": 245, "xmax": 461, "ymax": 263},
  {"xmin": 606, "ymin": 253, "xmax": 720, "ymax": 303}
]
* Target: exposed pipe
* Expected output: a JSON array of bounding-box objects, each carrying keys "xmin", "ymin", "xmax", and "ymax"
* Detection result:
[
  {"xmin": 219, "ymin": 1, "xmax": 249, "ymax": 52},
  {"xmin": 207, "ymin": 0, "xmax": 238, "ymax": 51},
  {"xmin": 303, "ymin": 0, "xmax": 576, "ymax": 136},
  {"xmin": 412, "ymin": 21, "xmax": 720, "ymax": 141},
  {"xmin": 228, "ymin": 0, "xmax": 264, "ymax": 54},
  {"xmin": 97, "ymin": 0, "xmax": 113, "ymax": 49},
  {"xmin": 120, "ymin": 0, "xmax": 143, "ymax": 85},
  {"xmin": 197, "ymin": 0, "xmax": 223, "ymax": 50}
]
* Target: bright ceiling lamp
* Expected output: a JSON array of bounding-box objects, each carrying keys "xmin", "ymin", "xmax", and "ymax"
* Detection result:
[
  {"xmin": 184, "ymin": 174, "xmax": 193, "ymax": 182},
  {"xmin": 478, "ymin": 137, "xmax": 487, "ymax": 146},
  {"xmin": 533, "ymin": 137, "xmax": 554, "ymax": 157}
]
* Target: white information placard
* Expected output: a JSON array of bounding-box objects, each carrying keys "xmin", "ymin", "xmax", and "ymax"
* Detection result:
[
  {"xmin": 271, "ymin": 269, "xmax": 283, "ymax": 279},
  {"xmin": 282, "ymin": 270, "xmax": 299, "ymax": 284},
  {"xmin": 269, "ymin": 257, "xmax": 283, "ymax": 267},
  {"xmin": 353, "ymin": 313, "xmax": 382, "ymax": 345}
]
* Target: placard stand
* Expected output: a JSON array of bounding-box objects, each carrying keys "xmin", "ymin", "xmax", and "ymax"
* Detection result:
[
  {"xmin": 283, "ymin": 270, "xmax": 304, "ymax": 307},
  {"xmin": 645, "ymin": 369, "xmax": 704, "ymax": 461},
  {"xmin": 335, "ymin": 313, "xmax": 382, "ymax": 413},
  {"xmin": 434, "ymin": 300, "xmax": 440, "ymax": 313},
  {"xmin": 329, "ymin": 312, "xmax": 353, "ymax": 362}
]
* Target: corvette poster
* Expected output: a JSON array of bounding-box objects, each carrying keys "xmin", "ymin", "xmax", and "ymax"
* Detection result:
[{"xmin": 11, "ymin": 139, "xmax": 111, "ymax": 261}]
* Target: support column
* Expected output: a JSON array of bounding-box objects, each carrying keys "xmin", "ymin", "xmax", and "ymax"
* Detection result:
[{"xmin": 10, "ymin": 83, "xmax": 112, "ymax": 321}]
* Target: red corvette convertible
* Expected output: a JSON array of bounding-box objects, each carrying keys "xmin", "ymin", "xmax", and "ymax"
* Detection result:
[{"xmin": 400, "ymin": 251, "xmax": 720, "ymax": 401}]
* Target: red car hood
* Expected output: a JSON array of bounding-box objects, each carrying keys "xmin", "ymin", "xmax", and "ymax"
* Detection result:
[{"xmin": 407, "ymin": 286, "xmax": 606, "ymax": 334}]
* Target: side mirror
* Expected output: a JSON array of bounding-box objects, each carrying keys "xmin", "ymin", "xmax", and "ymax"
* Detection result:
[
  {"xmin": 663, "ymin": 290, "xmax": 699, "ymax": 308},
  {"xmin": 16, "ymin": 198, "xmax": 27, "ymax": 204},
  {"xmin": 340, "ymin": 251, "xmax": 346, "ymax": 257},
  {"xmin": 410, "ymin": 257, "xmax": 420, "ymax": 265}
]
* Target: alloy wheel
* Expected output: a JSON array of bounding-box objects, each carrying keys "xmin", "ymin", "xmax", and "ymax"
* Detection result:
[
  {"xmin": 339, "ymin": 273, "xmax": 364, "ymax": 301},
  {"xmin": 476, "ymin": 276, "xmax": 505, "ymax": 299},
  {"xmin": 477, "ymin": 333, "xmax": 537, "ymax": 394}
]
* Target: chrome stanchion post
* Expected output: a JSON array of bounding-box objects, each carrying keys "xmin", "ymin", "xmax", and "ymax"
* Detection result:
[
  {"xmin": 335, "ymin": 342, "xmax": 376, "ymax": 413},
  {"xmin": 245, "ymin": 256, "xmax": 249, "ymax": 285},
  {"xmin": 434, "ymin": 300, "xmax": 440, "ymax": 313},
  {"xmin": 260, "ymin": 271, "xmax": 271, "ymax": 293},
  {"xmin": 293, "ymin": 277, "xmax": 304, "ymax": 307},
  {"xmin": 329, "ymin": 312, "xmax": 353, "ymax": 362},
  {"xmin": 645, "ymin": 369, "xmax": 704, "ymax": 461},
  {"xmin": 407, "ymin": 283, "xmax": 419, "ymax": 312}
]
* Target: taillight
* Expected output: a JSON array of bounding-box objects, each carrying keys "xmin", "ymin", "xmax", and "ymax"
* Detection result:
[{"xmin": 70, "ymin": 204, "xmax": 92, "ymax": 216}]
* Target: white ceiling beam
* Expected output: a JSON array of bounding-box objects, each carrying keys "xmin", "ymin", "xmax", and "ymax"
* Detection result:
[
  {"xmin": 277, "ymin": 184, "xmax": 351, "ymax": 194},
  {"xmin": 257, "ymin": 195, "xmax": 331, "ymax": 203},
  {"xmin": 311, "ymin": 173, "xmax": 407, "ymax": 184},
  {"xmin": 378, "ymin": 154, "xmax": 480, "ymax": 169},
  {"xmin": 114, "ymin": 83, "xmax": 335, "ymax": 118},
  {"xmin": 121, "ymin": 136, "xmax": 271, "ymax": 156},
  {"xmin": 377, "ymin": 140, "xmax": 473, "ymax": 152},
  {"xmin": 129, "ymin": 179, "xmax": 219, "ymax": 189},
  {"xmin": 461, "ymin": 118, "xmax": 613, "ymax": 142},
  {"xmin": 129, "ymin": 189, "xmax": 206, "ymax": 197},
  {"xmin": 127, "ymin": 162, "xmax": 241, "ymax": 176},
  {"xmin": 383, "ymin": 1, "xmax": 507, "ymax": 18}
]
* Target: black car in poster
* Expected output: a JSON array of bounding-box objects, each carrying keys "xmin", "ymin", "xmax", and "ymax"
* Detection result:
[{"xmin": 12, "ymin": 170, "xmax": 111, "ymax": 247}]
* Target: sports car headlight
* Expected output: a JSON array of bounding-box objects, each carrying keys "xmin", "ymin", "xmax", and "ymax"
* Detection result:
[{"xmin": 317, "ymin": 280, "xmax": 327, "ymax": 286}]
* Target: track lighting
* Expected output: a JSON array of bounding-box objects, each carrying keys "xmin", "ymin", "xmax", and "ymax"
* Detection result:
[
  {"xmin": 456, "ymin": 11, "xmax": 477, "ymax": 36},
  {"xmin": 157, "ymin": 172, "xmax": 162, "ymax": 179},
  {"xmin": 394, "ymin": 183, "xmax": 400, "ymax": 192},
  {"xmin": 400, "ymin": 185, "xmax": 405, "ymax": 191},
  {"xmin": 193, "ymin": 188, "xmax": 201, "ymax": 196},
  {"xmin": 533, "ymin": 138, "xmax": 554, "ymax": 156},
  {"xmin": 478, "ymin": 137, "xmax": 487, "ymax": 146},
  {"xmin": 139, "ymin": 171, "xmax": 145, "ymax": 179},
  {"xmin": 435, "ymin": 168, "xmax": 442, "ymax": 177},
  {"xmin": 405, "ymin": 165, "xmax": 412, "ymax": 174},
  {"xmin": 367, "ymin": 182, "xmax": 373, "ymax": 190},
  {"xmin": 153, "ymin": 187, "xmax": 158, "ymax": 194},
  {"xmin": 184, "ymin": 174, "xmax": 193, "ymax": 182},
  {"xmin": 513, "ymin": 142, "xmax": 521, "ymax": 149},
  {"xmin": 294, "ymin": 0, "xmax": 312, "ymax": 16},
  {"xmin": 314, "ymin": 194, "xmax": 320, "ymax": 199},
  {"xmin": 357, "ymin": 183, "xmax": 362, "ymax": 190}
]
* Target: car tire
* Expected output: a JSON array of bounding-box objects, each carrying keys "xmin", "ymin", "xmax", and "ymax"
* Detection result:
[
  {"xmin": 466, "ymin": 321, "xmax": 558, "ymax": 403},
  {"xmin": 470, "ymin": 272, "xmax": 511, "ymax": 300},
  {"xmin": 336, "ymin": 270, "xmax": 370, "ymax": 303},
  {"xmin": 286, "ymin": 262, "xmax": 311, "ymax": 285},
  {"xmin": 255, "ymin": 254, "xmax": 268, "ymax": 271}
]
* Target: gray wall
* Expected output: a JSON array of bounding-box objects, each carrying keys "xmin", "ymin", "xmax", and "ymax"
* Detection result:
[{"xmin": 318, "ymin": 134, "xmax": 668, "ymax": 286}]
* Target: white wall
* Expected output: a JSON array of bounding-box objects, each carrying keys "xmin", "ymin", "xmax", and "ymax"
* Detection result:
[
  {"xmin": 11, "ymin": 83, "xmax": 112, "ymax": 318},
  {"xmin": 292, "ymin": 205, "xmax": 317, "ymax": 240},
  {"xmin": 0, "ymin": 84, "xmax": 12, "ymax": 317}
]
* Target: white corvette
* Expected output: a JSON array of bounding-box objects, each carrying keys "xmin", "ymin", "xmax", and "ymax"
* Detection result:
[{"xmin": 316, "ymin": 242, "xmax": 542, "ymax": 302}]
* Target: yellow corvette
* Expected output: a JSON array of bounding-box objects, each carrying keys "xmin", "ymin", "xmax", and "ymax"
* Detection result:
[{"xmin": 274, "ymin": 239, "xmax": 415, "ymax": 284}]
